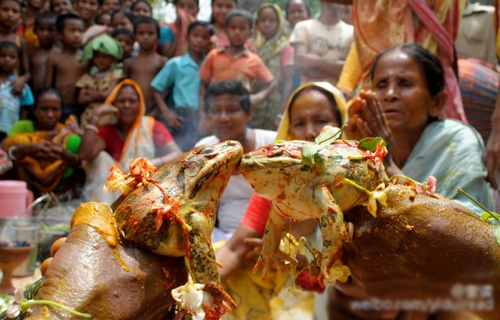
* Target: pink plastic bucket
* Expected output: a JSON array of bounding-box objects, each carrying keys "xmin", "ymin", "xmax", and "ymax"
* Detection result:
[{"xmin": 0, "ymin": 181, "xmax": 33, "ymax": 218}]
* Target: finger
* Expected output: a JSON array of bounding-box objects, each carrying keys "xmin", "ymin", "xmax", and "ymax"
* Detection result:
[
  {"xmin": 356, "ymin": 117, "xmax": 373, "ymax": 137},
  {"xmin": 243, "ymin": 237, "xmax": 263, "ymax": 247},
  {"xmin": 40, "ymin": 257, "xmax": 53, "ymax": 276},
  {"xmin": 50, "ymin": 237, "xmax": 67, "ymax": 257}
]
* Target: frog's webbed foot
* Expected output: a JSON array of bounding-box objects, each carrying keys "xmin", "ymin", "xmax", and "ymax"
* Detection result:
[
  {"xmin": 252, "ymin": 206, "xmax": 291, "ymax": 278},
  {"xmin": 315, "ymin": 185, "xmax": 352, "ymax": 286},
  {"xmin": 203, "ymin": 283, "xmax": 238, "ymax": 319}
]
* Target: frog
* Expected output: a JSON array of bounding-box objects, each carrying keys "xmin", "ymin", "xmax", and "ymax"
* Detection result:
[
  {"xmin": 237, "ymin": 137, "xmax": 389, "ymax": 288},
  {"xmin": 106, "ymin": 140, "xmax": 243, "ymax": 319}
]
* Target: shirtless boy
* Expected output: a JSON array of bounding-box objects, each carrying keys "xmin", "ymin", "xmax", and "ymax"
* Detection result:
[
  {"xmin": 44, "ymin": 13, "xmax": 86, "ymax": 121},
  {"xmin": 30, "ymin": 12, "xmax": 58, "ymax": 93},
  {"xmin": 124, "ymin": 16, "xmax": 167, "ymax": 113}
]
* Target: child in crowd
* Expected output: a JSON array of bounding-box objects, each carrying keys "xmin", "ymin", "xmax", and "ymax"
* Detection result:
[
  {"xmin": 111, "ymin": 8, "xmax": 134, "ymax": 31},
  {"xmin": 0, "ymin": 0, "xmax": 31, "ymax": 96},
  {"xmin": 290, "ymin": 0, "xmax": 353, "ymax": 84},
  {"xmin": 131, "ymin": 0, "xmax": 153, "ymax": 17},
  {"xmin": 74, "ymin": 0, "xmax": 100, "ymax": 30},
  {"xmin": 124, "ymin": 17, "xmax": 166, "ymax": 112},
  {"xmin": 77, "ymin": 34, "xmax": 122, "ymax": 126},
  {"xmin": 111, "ymin": 28, "xmax": 134, "ymax": 59},
  {"xmin": 96, "ymin": 12, "xmax": 112, "ymax": 27},
  {"xmin": 100, "ymin": 0, "xmax": 119, "ymax": 14},
  {"xmin": 252, "ymin": 3, "xmax": 295, "ymax": 130},
  {"xmin": 44, "ymin": 14, "xmax": 86, "ymax": 121},
  {"xmin": 199, "ymin": 10, "xmax": 276, "ymax": 132},
  {"xmin": 284, "ymin": 0, "xmax": 310, "ymax": 35},
  {"xmin": 130, "ymin": 0, "xmax": 177, "ymax": 58},
  {"xmin": 210, "ymin": 0, "xmax": 238, "ymax": 48},
  {"xmin": 15, "ymin": 0, "xmax": 47, "ymax": 51},
  {"xmin": 160, "ymin": 0, "xmax": 200, "ymax": 58},
  {"xmin": 30, "ymin": 12, "xmax": 57, "ymax": 93},
  {"xmin": 50, "ymin": 0, "xmax": 73, "ymax": 16},
  {"xmin": 0, "ymin": 41, "xmax": 34, "ymax": 141},
  {"xmin": 151, "ymin": 21, "xmax": 211, "ymax": 151}
]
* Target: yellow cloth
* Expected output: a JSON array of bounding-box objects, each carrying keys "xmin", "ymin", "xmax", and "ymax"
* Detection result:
[
  {"xmin": 3, "ymin": 116, "xmax": 79, "ymax": 192},
  {"xmin": 277, "ymin": 81, "xmax": 349, "ymax": 140}
]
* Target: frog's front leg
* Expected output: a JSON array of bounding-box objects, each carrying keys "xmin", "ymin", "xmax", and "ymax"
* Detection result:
[
  {"xmin": 252, "ymin": 204, "xmax": 293, "ymax": 278},
  {"xmin": 315, "ymin": 185, "xmax": 353, "ymax": 286},
  {"xmin": 183, "ymin": 211, "xmax": 237, "ymax": 318}
]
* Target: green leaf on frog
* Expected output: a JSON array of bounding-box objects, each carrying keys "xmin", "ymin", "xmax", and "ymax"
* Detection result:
[
  {"xmin": 496, "ymin": 227, "xmax": 500, "ymax": 247},
  {"xmin": 315, "ymin": 126, "xmax": 345, "ymax": 146},
  {"xmin": 302, "ymin": 144, "xmax": 324, "ymax": 167},
  {"xmin": 358, "ymin": 137, "xmax": 387, "ymax": 152}
]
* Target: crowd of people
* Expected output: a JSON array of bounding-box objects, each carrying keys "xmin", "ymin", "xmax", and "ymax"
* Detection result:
[{"xmin": 0, "ymin": 0, "xmax": 499, "ymax": 318}]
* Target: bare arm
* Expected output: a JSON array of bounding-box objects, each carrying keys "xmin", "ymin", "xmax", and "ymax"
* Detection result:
[
  {"xmin": 294, "ymin": 43, "xmax": 344, "ymax": 80},
  {"xmin": 198, "ymin": 82, "xmax": 210, "ymax": 134},
  {"xmin": 78, "ymin": 105, "xmax": 116, "ymax": 160},
  {"xmin": 250, "ymin": 80, "xmax": 278, "ymax": 106},
  {"xmin": 44, "ymin": 53, "xmax": 55, "ymax": 88},
  {"xmin": 123, "ymin": 58, "xmax": 132, "ymax": 78},
  {"xmin": 281, "ymin": 65, "xmax": 295, "ymax": 113},
  {"xmin": 486, "ymin": 88, "xmax": 500, "ymax": 189},
  {"xmin": 153, "ymin": 89, "xmax": 183, "ymax": 130}
]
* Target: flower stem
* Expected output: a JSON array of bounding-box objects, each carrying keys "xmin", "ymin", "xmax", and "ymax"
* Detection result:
[
  {"xmin": 20, "ymin": 300, "xmax": 92, "ymax": 318},
  {"xmin": 317, "ymin": 125, "xmax": 345, "ymax": 145},
  {"xmin": 343, "ymin": 178, "xmax": 372, "ymax": 196},
  {"xmin": 457, "ymin": 188, "xmax": 498, "ymax": 219}
]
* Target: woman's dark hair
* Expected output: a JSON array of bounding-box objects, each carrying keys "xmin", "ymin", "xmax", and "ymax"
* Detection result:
[
  {"xmin": 174, "ymin": 0, "xmax": 199, "ymax": 6},
  {"xmin": 0, "ymin": 0, "xmax": 21, "ymax": 9},
  {"xmin": 130, "ymin": 0, "xmax": 152, "ymax": 14},
  {"xmin": 204, "ymin": 80, "xmax": 251, "ymax": 114},
  {"xmin": 225, "ymin": 9, "xmax": 252, "ymax": 28},
  {"xmin": 133, "ymin": 16, "xmax": 159, "ymax": 35},
  {"xmin": 111, "ymin": 28, "xmax": 135, "ymax": 40},
  {"xmin": 187, "ymin": 20, "xmax": 212, "ymax": 36},
  {"xmin": 36, "ymin": 87, "xmax": 63, "ymax": 105},
  {"xmin": 34, "ymin": 11, "xmax": 57, "ymax": 29},
  {"xmin": 288, "ymin": 86, "xmax": 341, "ymax": 124},
  {"xmin": 370, "ymin": 43, "xmax": 445, "ymax": 97},
  {"xmin": 285, "ymin": 0, "xmax": 311, "ymax": 19},
  {"xmin": 210, "ymin": 0, "xmax": 238, "ymax": 24},
  {"xmin": 111, "ymin": 8, "xmax": 135, "ymax": 25}
]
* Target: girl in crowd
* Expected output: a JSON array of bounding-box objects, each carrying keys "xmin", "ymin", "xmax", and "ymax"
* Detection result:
[
  {"xmin": 4, "ymin": 88, "xmax": 82, "ymax": 196},
  {"xmin": 111, "ymin": 8, "xmax": 135, "ymax": 31},
  {"xmin": 284, "ymin": 0, "xmax": 310, "ymax": 36},
  {"xmin": 76, "ymin": 34, "xmax": 123, "ymax": 126},
  {"xmin": 78, "ymin": 79, "xmax": 182, "ymax": 203},
  {"xmin": 216, "ymin": 82, "xmax": 348, "ymax": 320},
  {"xmin": 252, "ymin": 2, "xmax": 294, "ymax": 130}
]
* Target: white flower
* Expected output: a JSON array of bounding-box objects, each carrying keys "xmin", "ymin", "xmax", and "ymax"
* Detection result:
[
  {"xmin": 6, "ymin": 304, "xmax": 20, "ymax": 319},
  {"xmin": 171, "ymin": 277, "xmax": 209, "ymax": 320}
]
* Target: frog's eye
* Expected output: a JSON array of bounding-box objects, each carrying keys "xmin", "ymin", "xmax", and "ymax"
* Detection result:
[
  {"xmin": 184, "ymin": 158, "xmax": 203, "ymax": 177},
  {"xmin": 201, "ymin": 148, "xmax": 217, "ymax": 159}
]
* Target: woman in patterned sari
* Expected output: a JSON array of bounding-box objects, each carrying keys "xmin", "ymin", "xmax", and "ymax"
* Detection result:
[{"xmin": 78, "ymin": 79, "xmax": 182, "ymax": 203}]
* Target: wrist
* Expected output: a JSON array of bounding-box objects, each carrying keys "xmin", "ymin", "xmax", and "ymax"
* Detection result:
[{"xmin": 88, "ymin": 115, "xmax": 99, "ymax": 126}]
